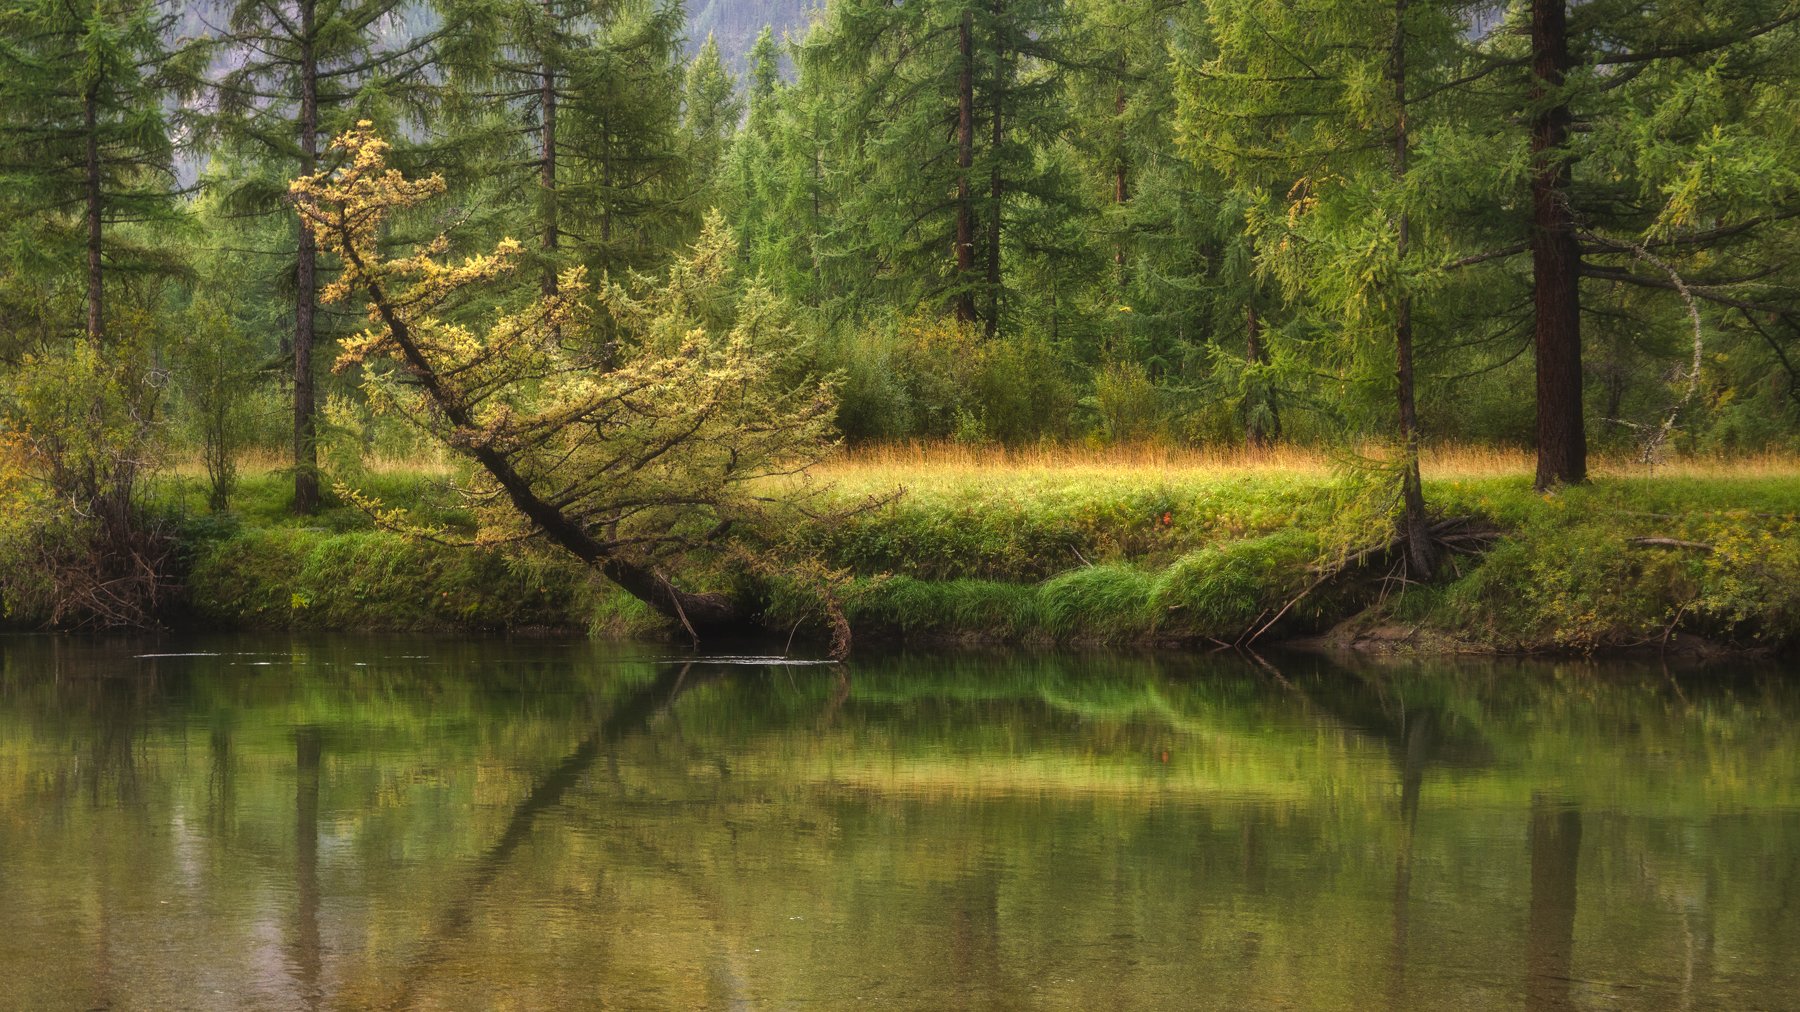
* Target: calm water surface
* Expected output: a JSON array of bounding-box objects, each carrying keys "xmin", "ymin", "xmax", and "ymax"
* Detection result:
[{"xmin": 1, "ymin": 636, "xmax": 1796, "ymax": 1009}]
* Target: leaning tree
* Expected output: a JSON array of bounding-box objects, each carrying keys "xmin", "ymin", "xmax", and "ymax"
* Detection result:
[{"xmin": 291, "ymin": 125, "xmax": 860, "ymax": 651}]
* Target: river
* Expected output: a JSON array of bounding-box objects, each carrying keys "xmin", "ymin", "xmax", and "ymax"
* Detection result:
[{"xmin": 0, "ymin": 635, "xmax": 1795, "ymax": 1009}]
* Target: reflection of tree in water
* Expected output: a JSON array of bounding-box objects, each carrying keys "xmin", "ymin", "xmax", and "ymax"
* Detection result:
[
  {"xmin": 1273, "ymin": 655, "xmax": 1493, "ymax": 1009},
  {"xmin": 290, "ymin": 726, "xmax": 323, "ymax": 1011},
  {"xmin": 376, "ymin": 662, "xmax": 725, "ymax": 1010},
  {"xmin": 1526, "ymin": 796, "xmax": 1581, "ymax": 1012},
  {"xmin": 7, "ymin": 639, "xmax": 1800, "ymax": 1009}
]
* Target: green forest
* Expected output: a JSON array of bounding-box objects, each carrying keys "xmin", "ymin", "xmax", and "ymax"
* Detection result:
[{"xmin": 2, "ymin": 0, "xmax": 1798, "ymax": 651}]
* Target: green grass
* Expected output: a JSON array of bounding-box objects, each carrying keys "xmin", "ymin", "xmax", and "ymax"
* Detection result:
[{"xmin": 144, "ymin": 449, "xmax": 1800, "ymax": 653}]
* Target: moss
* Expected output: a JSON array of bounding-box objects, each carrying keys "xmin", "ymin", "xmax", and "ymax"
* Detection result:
[{"xmin": 184, "ymin": 526, "xmax": 661, "ymax": 635}]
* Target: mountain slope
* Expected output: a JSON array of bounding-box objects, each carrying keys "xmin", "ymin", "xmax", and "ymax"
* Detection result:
[{"xmin": 683, "ymin": 0, "xmax": 821, "ymax": 71}]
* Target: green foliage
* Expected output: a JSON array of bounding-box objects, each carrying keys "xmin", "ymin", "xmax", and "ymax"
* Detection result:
[
  {"xmin": 0, "ymin": 335, "xmax": 173, "ymax": 626},
  {"xmin": 0, "ymin": 0, "xmax": 190, "ymax": 340},
  {"xmin": 185, "ymin": 525, "xmax": 658, "ymax": 634},
  {"xmin": 171, "ymin": 298, "xmax": 260, "ymax": 511},
  {"xmin": 821, "ymin": 314, "xmax": 1076, "ymax": 444}
]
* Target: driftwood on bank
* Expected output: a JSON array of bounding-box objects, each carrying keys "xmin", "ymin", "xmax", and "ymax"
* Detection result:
[{"xmin": 1626, "ymin": 536, "xmax": 1715, "ymax": 552}]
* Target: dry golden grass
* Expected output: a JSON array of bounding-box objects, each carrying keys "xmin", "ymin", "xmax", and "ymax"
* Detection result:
[
  {"xmin": 815, "ymin": 440, "xmax": 1800, "ymax": 486},
  {"xmin": 164, "ymin": 447, "xmax": 458, "ymax": 479},
  {"xmin": 166, "ymin": 439, "xmax": 1800, "ymax": 493}
]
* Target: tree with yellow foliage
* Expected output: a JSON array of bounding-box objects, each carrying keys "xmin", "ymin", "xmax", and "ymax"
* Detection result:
[{"xmin": 292, "ymin": 124, "xmax": 852, "ymax": 649}]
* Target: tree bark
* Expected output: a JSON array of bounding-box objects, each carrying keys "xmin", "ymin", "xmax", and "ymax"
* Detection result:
[
  {"xmin": 953, "ymin": 9, "xmax": 977, "ymax": 324},
  {"xmin": 1113, "ymin": 82, "xmax": 1128, "ymax": 281},
  {"xmin": 984, "ymin": 0, "xmax": 1004, "ymax": 340},
  {"xmin": 1530, "ymin": 0, "xmax": 1586, "ymax": 489},
  {"xmin": 293, "ymin": 0, "xmax": 321, "ymax": 514},
  {"xmin": 84, "ymin": 85, "xmax": 103, "ymax": 343},
  {"xmin": 540, "ymin": 3, "xmax": 558, "ymax": 303},
  {"xmin": 1392, "ymin": 0, "xmax": 1435, "ymax": 577},
  {"xmin": 1244, "ymin": 304, "xmax": 1280, "ymax": 447}
]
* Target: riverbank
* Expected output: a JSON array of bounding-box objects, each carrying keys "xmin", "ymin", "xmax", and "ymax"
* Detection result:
[{"xmin": 131, "ymin": 445, "xmax": 1800, "ymax": 658}]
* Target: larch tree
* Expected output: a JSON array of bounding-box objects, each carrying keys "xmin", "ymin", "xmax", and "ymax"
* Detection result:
[
  {"xmin": 1436, "ymin": 0, "xmax": 1800, "ymax": 486},
  {"xmin": 292, "ymin": 125, "xmax": 855, "ymax": 650},
  {"xmin": 436, "ymin": 0, "xmax": 689, "ymax": 293},
  {"xmin": 1181, "ymin": 0, "xmax": 1480, "ymax": 574},
  {"xmin": 203, "ymin": 0, "xmax": 438, "ymax": 513},
  {"xmin": 0, "ymin": 0, "xmax": 189, "ymax": 346},
  {"xmin": 1069, "ymin": 0, "xmax": 1284, "ymax": 445},
  {"xmin": 804, "ymin": 0, "xmax": 1078, "ymax": 337},
  {"xmin": 681, "ymin": 33, "xmax": 742, "ymax": 217}
]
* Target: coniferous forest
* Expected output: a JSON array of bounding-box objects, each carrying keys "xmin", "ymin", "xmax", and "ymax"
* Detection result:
[{"xmin": 2, "ymin": 0, "xmax": 1799, "ymax": 651}]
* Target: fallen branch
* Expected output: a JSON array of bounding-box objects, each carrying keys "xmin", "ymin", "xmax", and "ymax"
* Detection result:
[{"xmin": 1627, "ymin": 537, "xmax": 1714, "ymax": 552}]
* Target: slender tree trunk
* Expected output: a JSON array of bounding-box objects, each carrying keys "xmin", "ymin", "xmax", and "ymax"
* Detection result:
[
  {"xmin": 1530, "ymin": 0, "xmax": 1586, "ymax": 489},
  {"xmin": 1244, "ymin": 303, "xmax": 1280, "ymax": 447},
  {"xmin": 293, "ymin": 0, "xmax": 320, "ymax": 514},
  {"xmin": 84, "ymin": 85, "xmax": 103, "ymax": 343},
  {"xmin": 540, "ymin": 7, "xmax": 558, "ymax": 303},
  {"xmin": 811, "ymin": 143, "xmax": 823, "ymax": 300},
  {"xmin": 1113, "ymin": 79, "xmax": 1128, "ymax": 281},
  {"xmin": 984, "ymin": 0, "xmax": 1004, "ymax": 340},
  {"xmin": 953, "ymin": 9, "xmax": 976, "ymax": 324},
  {"xmin": 600, "ymin": 117, "xmax": 612, "ymax": 247},
  {"xmin": 1392, "ymin": 0, "xmax": 1435, "ymax": 577}
]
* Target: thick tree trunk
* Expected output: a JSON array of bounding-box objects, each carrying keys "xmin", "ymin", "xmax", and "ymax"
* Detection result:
[
  {"xmin": 1530, "ymin": 0, "xmax": 1586, "ymax": 489},
  {"xmin": 953, "ymin": 10, "xmax": 976, "ymax": 324},
  {"xmin": 84, "ymin": 86, "xmax": 102, "ymax": 343},
  {"xmin": 1392, "ymin": 0, "xmax": 1435, "ymax": 577},
  {"xmin": 293, "ymin": 0, "xmax": 321, "ymax": 514}
]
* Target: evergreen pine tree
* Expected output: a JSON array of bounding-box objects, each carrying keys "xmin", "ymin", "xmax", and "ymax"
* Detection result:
[{"xmin": 0, "ymin": 0, "xmax": 189, "ymax": 345}]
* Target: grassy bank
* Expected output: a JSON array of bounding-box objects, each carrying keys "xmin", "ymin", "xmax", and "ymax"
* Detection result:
[
  {"xmin": 805, "ymin": 445, "xmax": 1800, "ymax": 653},
  {"xmin": 136, "ymin": 445, "xmax": 1800, "ymax": 654}
]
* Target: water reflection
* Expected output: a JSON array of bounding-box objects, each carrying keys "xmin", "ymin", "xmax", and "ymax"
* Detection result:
[
  {"xmin": 0, "ymin": 637, "xmax": 1796, "ymax": 1009},
  {"xmin": 1526, "ymin": 796, "xmax": 1581, "ymax": 1012}
]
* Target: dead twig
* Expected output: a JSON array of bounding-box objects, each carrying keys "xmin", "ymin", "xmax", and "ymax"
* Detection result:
[{"xmin": 1628, "ymin": 537, "xmax": 1714, "ymax": 552}]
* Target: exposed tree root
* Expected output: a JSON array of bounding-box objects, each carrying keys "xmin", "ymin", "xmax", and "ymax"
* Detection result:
[{"xmin": 1242, "ymin": 515, "xmax": 1502, "ymax": 645}]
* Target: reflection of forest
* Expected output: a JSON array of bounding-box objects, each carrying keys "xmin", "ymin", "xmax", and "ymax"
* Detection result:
[{"xmin": 0, "ymin": 637, "xmax": 1797, "ymax": 1009}]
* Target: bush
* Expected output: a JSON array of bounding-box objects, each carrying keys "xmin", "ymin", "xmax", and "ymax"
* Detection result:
[
  {"xmin": 827, "ymin": 313, "xmax": 1079, "ymax": 444},
  {"xmin": 0, "ymin": 336, "xmax": 176, "ymax": 627},
  {"xmin": 171, "ymin": 298, "xmax": 259, "ymax": 511},
  {"xmin": 1089, "ymin": 359, "xmax": 1166, "ymax": 444}
]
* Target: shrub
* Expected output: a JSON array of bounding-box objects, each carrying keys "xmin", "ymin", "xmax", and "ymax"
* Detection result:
[{"xmin": 0, "ymin": 335, "xmax": 176, "ymax": 627}]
